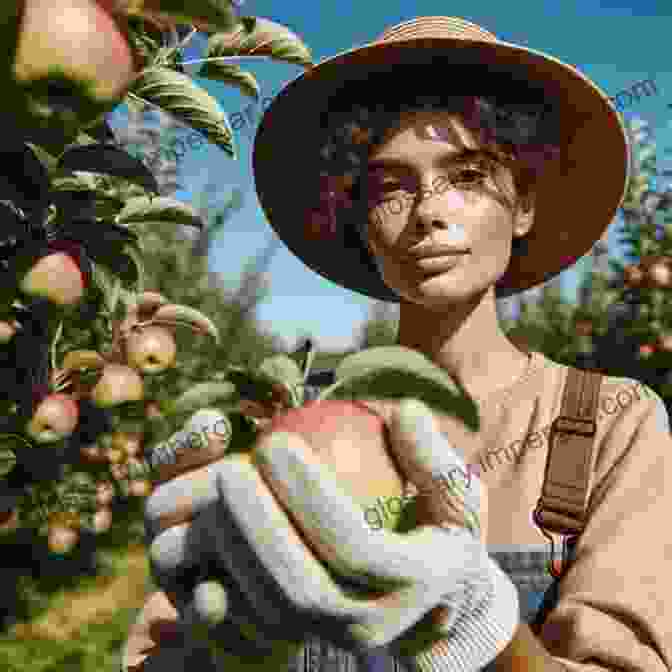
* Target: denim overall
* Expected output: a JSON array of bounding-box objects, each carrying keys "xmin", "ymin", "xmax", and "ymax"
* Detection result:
[{"xmin": 122, "ymin": 373, "xmax": 574, "ymax": 671}]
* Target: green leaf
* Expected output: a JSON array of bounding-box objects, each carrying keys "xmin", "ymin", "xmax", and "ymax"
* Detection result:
[
  {"xmin": 71, "ymin": 131, "xmax": 99, "ymax": 147},
  {"xmin": 25, "ymin": 143, "xmax": 59, "ymax": 179},
  {"xmin": 163, "ymin": 382, "xmax": 237, "ymax": 416},
  {"xmin": 204, "ymin": 17, "xmax": 313, "ymax": 67},
  {"xmin": 0, "ymin": 447, "xmax": 17, "ymax": 479},
  {"xmin": 116, "ymin": 196, "xmax": 205, "ymax": 229},
  {"xmin": 126, "ymin": 0, "xmax": 239, "ymax": 32},
  {"xmin": 225, "ymin": 366, "xmax": 279, "ymax": 404},
  {"xmin": 197, "ymin": 62, "xmax": 260, "ymax": 100},
  {"xmin": 121, "ymin": 241, "xmax": 146, "ymax": 293},
  {"xmin": 326, "ymin": 346, "xmax": 480, "ymax": 431},
  {"xmin": 50, "ymin": 171, "xmax": 99, "ymax": 194},
  {"xmin": 81, "ymin": 117, "xmax": 117, "ymax": 145},
  {"xmin": 58, "ymin": 144, "xmax": 160, "ymax": 194},
  {"xmin": 90, "ymin": 263, "xmax": 121, "ymax": 314},
  {"xmin": 128, "ymin": 67, "xmax": 235, "ymax": 158},
  {"xmin": 257, "ymin": 354, "xmax": 304, "ymax": 388}
]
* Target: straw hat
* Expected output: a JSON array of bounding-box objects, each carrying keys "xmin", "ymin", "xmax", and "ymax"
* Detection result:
[{"xmin": 252, "ymin": 16, "xmax": 631, "ymax": 301}]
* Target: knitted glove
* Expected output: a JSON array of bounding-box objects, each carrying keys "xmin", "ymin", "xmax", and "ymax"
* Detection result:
[{"xmin": 145, "ymin": 399, "xmax": 519, "ymax": 671}]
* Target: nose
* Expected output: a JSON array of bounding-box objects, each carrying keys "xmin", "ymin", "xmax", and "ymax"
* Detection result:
[{"xmin": 412, "ymin": 178, "xmax": 469, "ymax": 233}]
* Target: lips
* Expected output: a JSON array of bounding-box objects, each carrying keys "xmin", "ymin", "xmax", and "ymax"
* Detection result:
[
  {"xmin": 406, "ymin": 245, "xmax": 470, "ymax": 259},
  {"xmin": 414, "ymin": 254, "xmax": 466, "ymax": 274}
]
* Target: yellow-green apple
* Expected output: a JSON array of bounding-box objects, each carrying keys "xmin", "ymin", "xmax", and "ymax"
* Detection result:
[
  {"xmin": 111, "ymin": 430, "xmax": 142, "ymax": 457},
  {"xmin": 124, "ymin": 325, "xmax": 177, "ymax": 374},
  {"xmin": 90, "ymin": 363, "xmax": 144, "ymax": 408}
]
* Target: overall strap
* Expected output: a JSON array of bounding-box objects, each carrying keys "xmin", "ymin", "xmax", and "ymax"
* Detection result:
[{"xmin": 533, "ymin": 365, "xmax": 603, "ymax": 578}]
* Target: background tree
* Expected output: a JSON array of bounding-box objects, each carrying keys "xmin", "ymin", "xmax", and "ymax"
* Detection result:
[{"xmin": 354, "ymin": 300, "xmax": 399, "ymax": 350}]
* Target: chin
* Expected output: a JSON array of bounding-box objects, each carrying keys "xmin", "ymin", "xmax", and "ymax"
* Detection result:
[{"xmin": 395, "ymin": 270, "xmax": 492, "ymax": 308}]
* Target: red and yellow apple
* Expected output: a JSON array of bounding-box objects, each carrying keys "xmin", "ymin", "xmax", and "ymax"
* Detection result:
[
  {"xmin": 90, "ymin": 363, "xmax": 144, "ymax": 408},
  {"xmin": 19, "ymin": 245, "xmax": 87, "ymax": 307},
  {"xmin": 25, "ymin": 393, "xmax": 79, "ymax": 443},
  {"xmin": 125, "ymin": 325, "xmax": 177, "ymax": 374}
]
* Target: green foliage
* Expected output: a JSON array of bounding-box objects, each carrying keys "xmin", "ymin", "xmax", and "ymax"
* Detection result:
[{"xmin": 326, "ymin": 346, "xmax": 480, "ymax": 431}]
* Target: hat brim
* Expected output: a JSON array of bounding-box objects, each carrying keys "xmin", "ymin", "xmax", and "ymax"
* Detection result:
[{"xmin": 253, "ymin": 37, "xmax": 630, "ymax": 301}]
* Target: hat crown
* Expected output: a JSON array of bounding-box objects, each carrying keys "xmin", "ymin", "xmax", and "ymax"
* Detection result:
[{"xmin": 375, "ymin": 16, "xmax": 499, "ymax": 45}]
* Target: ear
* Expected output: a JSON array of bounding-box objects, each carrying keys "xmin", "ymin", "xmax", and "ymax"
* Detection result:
[{"xmin": 512, "ymin": 191, "xmax": 535, "ymax": 239}]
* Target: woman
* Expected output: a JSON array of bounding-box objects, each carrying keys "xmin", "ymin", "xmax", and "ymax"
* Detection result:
[{"xmin": 122, "ymin": 16, "xmax": 672, "ymax": 672}]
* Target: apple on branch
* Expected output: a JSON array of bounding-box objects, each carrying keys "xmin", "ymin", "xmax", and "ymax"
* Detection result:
[{"xmin": 25, "ymin": 392, "xmax": 80, "ymax": 444}]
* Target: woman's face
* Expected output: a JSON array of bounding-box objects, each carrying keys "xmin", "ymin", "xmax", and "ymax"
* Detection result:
[{"xmin": 362, "ymin": 109, "xmax": 534, "ymax": 309}]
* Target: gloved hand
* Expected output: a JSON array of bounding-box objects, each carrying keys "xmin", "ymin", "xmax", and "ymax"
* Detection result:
[{"xmin": 144, "ymin": 399, "xmax": 519, "ymax": 672}]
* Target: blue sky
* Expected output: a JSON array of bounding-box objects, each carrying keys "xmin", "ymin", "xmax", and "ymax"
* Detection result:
[{"xmin": 110, "ymin": 0, "xmax": 672, "ymax": 352}]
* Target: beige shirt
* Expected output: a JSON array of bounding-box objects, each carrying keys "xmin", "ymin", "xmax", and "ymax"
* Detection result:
[{"xmin": 439, "ymin": 350, "xmax": 672, "ymax": 671}]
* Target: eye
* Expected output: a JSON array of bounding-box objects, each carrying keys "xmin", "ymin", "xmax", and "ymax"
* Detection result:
[{"xmin": 452, "ymin": 168, "xmax": 489, "ymax": 185}]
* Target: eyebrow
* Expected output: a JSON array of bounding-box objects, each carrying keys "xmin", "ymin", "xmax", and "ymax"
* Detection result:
[{"xmin": 367, "ymin": 148, "xmax": 493, "ymax": 174}]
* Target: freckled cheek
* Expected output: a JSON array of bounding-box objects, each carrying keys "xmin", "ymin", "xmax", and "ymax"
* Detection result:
[{"xmin": 439, "ymin": 189, "xmax": 469, "ymax": 210}]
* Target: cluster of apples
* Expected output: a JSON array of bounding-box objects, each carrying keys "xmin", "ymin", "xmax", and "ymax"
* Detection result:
[
  {"xmin": 623, "ymin": 256, "xmax": 672, "ymax": 291},
  {"xmin": 3, "ymin": 291, "xmax": 218, "ymax": 552},
  {"xmin": 619, "ymin": 256, "xmax": 672, "ymax": 360},
  {"xmin": 43, "ymin": 429, "xmax": 153, "ymax": 554}
]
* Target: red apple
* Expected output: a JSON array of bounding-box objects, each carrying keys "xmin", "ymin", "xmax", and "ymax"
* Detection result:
[
  {"xmin": 128, "ymin": 478, "xmax": 152, "ymax": 497},
  {"xmin": 12, "ymin": 0, "xmax": 141, "ymax": 118},
  {"xmin": 639, "ymin": 343, "xmax": 656, "ymax": 358},
  {"xmin": 93, "ymin": 507, "xmax": 113, "ymax": 533},
  {"xmin": 623, "ymin": 264, "xmax": 644, "ymax": 288},
  {"xmin": 25, "ymin": 393, "xmax": 79, "ymax": 443},
  {"xmin": 657, "ymin": 334, "xmax": 672, "ymax": 353},
  {"xmin": 647, "ymin": 258, "xmax": 672, "ymax": 289},
  {"xmin": 110, "ymin": 462, "xmax": 129, "ymax": 480},
  {"xmin": 19, "ymin": 247, "xmax": 86, "ymax": 306},
  {"xmin": 574, "ymin": 319, "xmax": 593, "ymax": 337},
  {"xmin": 145, "ymin": 401, "xmax": 163, "ymax": 419},
  {"xmin": 261, "ymin": 400, "xmax": 406, "ymax": 529},
  {"xmin": 80, "ymin": 442, "xmax": 106, "ymax": 462},
  {"xmin": 0, "ymin": 320, "xmax": 18, "ymax": 344},
  {"xmin": 95, "ymin": 480, "xmax": 115, "ymax": 506},
  {"xmin": 90, "ymin": 363, "xmax": 144, "ymax": 408},
  {"xmin": 125, "ymin": 325, "xmax": 177, "ymax": 374},
  {"xmin": 0, "ymin": 507, "xmax": 19, "ymax": 533},
  {"xmin": 47, "ymin": 524, "xmax": 79, "ymax": 553}
]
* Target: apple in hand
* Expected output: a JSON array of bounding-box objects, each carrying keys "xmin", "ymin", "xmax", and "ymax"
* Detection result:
[{"xmin": 261, "ymin": 399, "xmax": 407, "ymax": 532}]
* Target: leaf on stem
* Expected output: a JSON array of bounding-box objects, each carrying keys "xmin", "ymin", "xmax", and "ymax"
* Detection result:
[
  {"xmin": 327, "ymin": 346, "xmax": 480, "ymax": 431},
  {"xmin": 204, "ymin": 17, "xmax": 313, "ymax": 67},
  {"xmin": 57, "ymin": 144, "xmax": 160, "ymax": 195},
  {"xmin": 128, "ymin": 67, "xmax": 235, "ymax": 158},
  {"xmin": 164, "ymin": 382, "xmax": 237, "ymax": 416},
  {"xmin": 197, "ymin": 62, "xmax": 260, "ymax": 101},
  {"xmin": 116, "ymin": 196, "xmax": 205, "ymax": 231}
]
